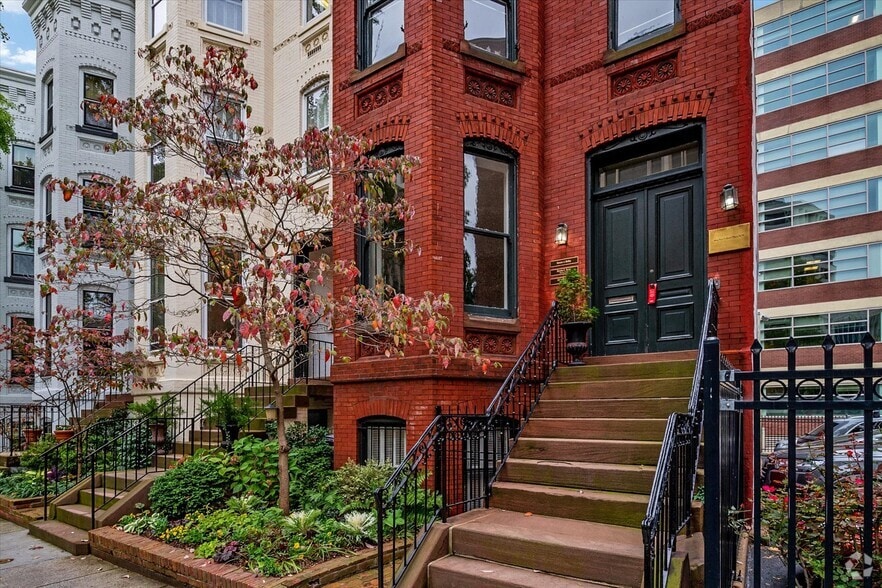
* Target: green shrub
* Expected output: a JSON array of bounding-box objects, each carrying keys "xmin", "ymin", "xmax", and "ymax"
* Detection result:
[
  {"xmin": 331, "ymin": 460, "xmax": 394, "ymax": 513},
  {"xmin": 285, "ymin": 423, "xmax": 330, "ymax": 448},
  {"xmin": 0, "ymin": 471, "xmax": 74, "ymax": 498},
  {"xmin": 223, "ymin": 437, "xmax": 280, "ymax": 505},
  {"xmin": 20, "ymin": 435, "xmax": 58, "ymax": 471},
  {"xmin": 148, "ymin": 458, "xmax": 227, "ymax": 519},
  {"xmin": 289, "ymin": 439, "xmax": 333, "ymax": 510}
]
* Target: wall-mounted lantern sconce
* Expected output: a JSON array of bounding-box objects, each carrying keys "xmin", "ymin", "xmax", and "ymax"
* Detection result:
[
  {"xmin": 555, "ymin": 223, "xmax": 568, "ymax": 246},
  {"xmin": 720, "ymin": 184, "xmax": 739, "ymax": 211}
]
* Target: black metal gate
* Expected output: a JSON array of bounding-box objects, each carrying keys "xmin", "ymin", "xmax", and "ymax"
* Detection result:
[{"xmin": 704, "ymin": 334, "xmax": 882, "ymax": 587}]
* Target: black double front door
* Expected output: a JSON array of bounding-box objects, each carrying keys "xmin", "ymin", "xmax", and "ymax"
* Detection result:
[{"xmin": 592, "ymin": 176, "xmax": 706, "ymax": 356}]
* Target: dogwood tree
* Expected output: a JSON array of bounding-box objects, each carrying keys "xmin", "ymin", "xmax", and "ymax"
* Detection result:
[{"xmin": 32, "ymin": 45, "xmax": 483, "ymax": 513}]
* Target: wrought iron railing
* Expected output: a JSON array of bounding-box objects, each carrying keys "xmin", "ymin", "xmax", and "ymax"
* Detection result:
[
  {"xmin": 375, "ymin": 303, "xmax": 562, "ymax": 587},
  {"xmin": 709, "ymin": 334, "xmax": 882, "ymax": 588},
  {"xmin": 82, "ymin": 338, "xmax": 332, "ymax": 528},
  {"xmin": 641, "ymin": 279, "xmax": 720, "ymax": 587}
]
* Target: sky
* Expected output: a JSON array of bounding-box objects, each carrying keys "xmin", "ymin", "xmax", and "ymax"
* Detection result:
[{"xmin": 1, "ymin": 0, "xmax": 37, "ymax": 73}]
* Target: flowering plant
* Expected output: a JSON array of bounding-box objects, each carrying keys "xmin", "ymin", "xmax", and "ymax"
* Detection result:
[{"xmin": 760, "ymin": 449, "xmax": 882, "ymax": 586}]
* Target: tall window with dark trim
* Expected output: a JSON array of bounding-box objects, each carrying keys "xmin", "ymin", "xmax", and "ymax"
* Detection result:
[
  {"xmin": 463, "ymin": 141, "xmax": 516, "ymax": 317},
  {"xmin": 82, "ymin": 178, "xmax": 112, "ymax": 220},
  {"xmin": 206, "ymin": 246, "xmax": 241, "ymax": 345},
  {"xmin": 358, "ymin": 144, "xmax": 405, "ymax": 294},
  {"xmin": 612, "ymin": 0, "xmax": 677, "ymax": 49},
  {"xmin": 44, "ymin": 78, "xmax": 53, "ymax": 135},
  {"xmin": 151, "ymin": 144, "xmax": 166, "ymax": 182},
  {"xmin": 81, "ymin": 290, "xmax": 113, "ymax": 377},
  {"xmin": 83, "ymin": 74, "xmax": 114, "ymax": 130},
  {"xmin": 151, "ymin": 0, "xmax": 167, "ymax": 36},
  {"xmin": 11, "ymin": 145, "xmax": 35, "ymax": 190},
  {"xmin": 464, "ymin": 0, "xmax": 516, "ymax": 60},
  {"xmin": 358, "ymin": 416, "xmax": 406, "ymax": 465},
  {"xmin": 9, "ymin": 228, "xmax": 34, "ymax": 278},
  {"xmin": 44, "ymin": 184, "xmax": 52, "ymax": 224},
  {"xmin": 9, "ymin": 317, "xmax": 35, "ymax": 382},
  {"xmin": 150, "ymin": 256, "xmax": 166, "ymax": 351},
  {"xmin": 359, "ymin": 0, "xmax": 404, "ymax": 68}
]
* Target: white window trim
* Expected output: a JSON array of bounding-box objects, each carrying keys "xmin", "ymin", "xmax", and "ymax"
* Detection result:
[
  {"xmin": 303, "ymin": 0, "xmax": 329, "ymax": 25},
  {"xmin": 8, "ymin": 226, "xmax": 34, "ymax": 279},
  {"xmin": 302, "ymin": 78, "xmax": 331, "ymax": 134},
  {"xmin": 204, "ymin": 0, "xmax": 247, "ymax": 35},
  {"xmin": 81, "ymin": 70, "xmax": 116, "ymax": 131}
]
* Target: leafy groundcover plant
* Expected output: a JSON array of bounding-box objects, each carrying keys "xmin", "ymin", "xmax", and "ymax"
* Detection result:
[
  {"xmin": 118, "ymin": 429, "xmax": 433, "ymax": 577},
  {"xmin": 760, "ymin": 453, "xmax": 882, "ymax": 586}
]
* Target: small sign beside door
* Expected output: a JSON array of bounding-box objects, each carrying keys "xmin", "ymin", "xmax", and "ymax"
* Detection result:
[
  {"xmin": 549, "ymin": 257, "xmax": 579, "ymax": 285},
  {"xmin": 708, "ymin": 223, "xmax": 751, "ymax": 255}
]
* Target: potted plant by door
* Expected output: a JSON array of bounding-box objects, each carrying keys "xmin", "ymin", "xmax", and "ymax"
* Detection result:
[
  {"xmin": 202, "ymin": 390, "xmax": 256, "ymax": 450},
  {"xmin": 555, "ymin": 268, "xmax": 599, "ymax": 365},
  {"xmin": 128, "ymin": 392, "xmax": 181, "ymax": 452}
]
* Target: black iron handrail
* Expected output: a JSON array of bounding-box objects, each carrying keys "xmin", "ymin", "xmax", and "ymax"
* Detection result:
[
  {"xmin": 376, "ymin": 303, "xmax": 562, "ymax": 587},
  {"xmin": 641, "ymin": 279, "xmax": 719, "ymax": 587},
  {"xmin": 83, "ymin": 338, "xmax": 332, "ymax": 528}
]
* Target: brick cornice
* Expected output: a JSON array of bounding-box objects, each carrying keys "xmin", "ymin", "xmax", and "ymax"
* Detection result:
[
  {"xmin": 579, "ymin": 89, "xmax": 715, "ymax": 152},
  {"xmin": 456, "ymin": 112, "xmax": 527, "ymax": 152},
  {"xmin": 361, "ymin": 115, "xmax": 410, "ymax": 146}
]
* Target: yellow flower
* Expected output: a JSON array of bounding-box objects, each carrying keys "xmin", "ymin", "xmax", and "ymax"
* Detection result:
[{"xmin": 294, "ymin": 542, "xmax": 300, "ymax": 549}]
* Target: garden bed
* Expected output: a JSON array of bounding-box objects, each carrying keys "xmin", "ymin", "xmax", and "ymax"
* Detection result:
[{"xmin": 90, "ymin": 526, "xmax": 394, "ymax": 588}]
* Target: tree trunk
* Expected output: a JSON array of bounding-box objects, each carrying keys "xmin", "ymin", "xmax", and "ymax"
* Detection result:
[{"xmin": 273, "ymin": 378, "xmax": 291, "ymax": 515}]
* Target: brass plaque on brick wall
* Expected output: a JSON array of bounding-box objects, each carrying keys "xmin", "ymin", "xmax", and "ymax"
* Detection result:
[
  {"xmin": 708, "ymin": 222, "xmax": 751, "ymax": 254},
  {"xmin": 550, "ymin": 257, "xmax": 578, "ymax": 285}
]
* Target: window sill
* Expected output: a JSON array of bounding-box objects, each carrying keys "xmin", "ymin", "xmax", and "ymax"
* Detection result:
[
  {"xmin": 350, "ymin": 45, "xmax": 407, "ymax": 85},
  {"xmin": 603, "ymin": 21, "xmax": 686, "ymax": 66},
  {"xmin": 464, "ymin": 314, "xmax": 521, "ymax": 334},
  {"xmin": 4, "ymin": 276, "xmax": 34, "ymax": 285},
  {"xmin": 299, "ymin": 10, "xmax": 330, "ymax": 41},
  {"xmin": 75, "ymin": 125, "xmax": 118, "ymax": 140},
  {"xmin": 198, "ymin": 22, "xmax": 251, "ymax": 45},
  {"xmin": 38, "ymin": 129, "xmax": 54, "ymax": 144},
  {"xmin": 459, "ymin": 41, "xmax": 525, "ymax": 75},
  {"xmin": 4, "ymin": 186, "xmax": 34, "ymax": 196}
]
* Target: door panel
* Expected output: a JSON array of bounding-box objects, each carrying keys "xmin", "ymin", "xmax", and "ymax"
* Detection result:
[{"xmin": 593, "ymin": 177, "xmax": 705, "ymax": 355}]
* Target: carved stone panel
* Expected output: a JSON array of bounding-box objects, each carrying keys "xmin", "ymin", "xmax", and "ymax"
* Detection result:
[
  {"xmin": 357, "ymin": 76, "xmax": 403, "ymax": 116},
  {"xmin": 611, "ymin": 53, "xmax": 678, "ymax": 98},
  {"xmin": 465, "ymin": 331, "xmax": 516, "ymax": 355},
  {"xmin": 465, "ymin": 71, "xmax": 516, "ymax": 107}
]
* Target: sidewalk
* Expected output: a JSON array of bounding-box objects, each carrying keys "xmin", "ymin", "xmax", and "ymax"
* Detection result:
[{"xmin": 0, "ymin": 519, "xmax": 170, "ymax": 588}]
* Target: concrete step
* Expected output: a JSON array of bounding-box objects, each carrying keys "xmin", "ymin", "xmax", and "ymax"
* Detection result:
[
  {"xmin": 101, "ymin": 470, "xmax": 163, "ymax": 491},
  {"xmin": 78, "ymin": 487, "xmax": 127, "ymax": 509},
  {"xmin": 510, "ymin": 437, "xmax": 662, "ymax": 466},
  {"xmin": 552, "ymin": 359, "xmax": 695, "ymax": 382},
  {"xmin": 428, "ymin": 555, "xmax": 612, "ymax": 588},
  {"xmin": 532, "ymin": 398, "xmax": 687, "ymax": 419},
  {"xmin": 29, "ymin": 519, "xmax": 90, "ymax": 555},
  {"xmin": 55, "ymin": 503, "xmax": 94, "ymax": 530},
  {"xmin": 578, "ymin": 350, "xmax": 697, "ymax": 366},
  {"xmin": 490, "ymin": 482, "xmax": 648, "ymax": 528},
  {"xmin": 0, "ymin": 453, "xmax": 21, "ymax": 468},
  {"xmin": 522, "ymin": 418, "xmax": 668, "ymax": 441},
  {"xmin": 542, "ymin": 377, "xmax": 692, "ymax": 400},
  {"xmin": 449, "ymin": 509, "xmax": 643, "ymax": 587},
  {"xmin": 498, "ymin": 458, "xmax": 656, "ymax": 495}
]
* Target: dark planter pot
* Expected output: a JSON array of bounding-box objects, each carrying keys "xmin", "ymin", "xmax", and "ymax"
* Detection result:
[
  {"xmin": 149, "ymin": 422, "xmax": 168, "ymax": 452},
  {"xmin": 219, "ymin": 424, "xmax": 240, "ymax": 450},
  {"xmin": 562, "ymin": 321, "xmax": 593, "ymax": 365},
  {"xmin": 54, "ymin": 429, "xmax": 75, "ymax": 442}
]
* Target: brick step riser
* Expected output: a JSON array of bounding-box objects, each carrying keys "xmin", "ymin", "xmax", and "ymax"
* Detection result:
[
  {"xmin": 490, "ymin": 486, "xmax": 646, "ymax": 528},
  {"xmin": 542, "ymin": 378, "xmax": 692, "ymax": 400},
  {"xmin": 511, "ymin": 439, "xmax": 662, "ymax": 466},
  {"xmin": 521, "ymin": 419, "xmax": 668, "ymax": 441},
  {"xmin": 553, "ymin": 360, "xmax": 695, "ymax": 381},
  {"xmin": 497, "ymin": 462, "xmax": 655, "ymax": 495},
  {"xmin": 532, "ymin": 399, "xmax": 687, "ymax": 419},
  {"xmin": 451, "ymin": 527, "xmax": 643, "ymax": 587}
]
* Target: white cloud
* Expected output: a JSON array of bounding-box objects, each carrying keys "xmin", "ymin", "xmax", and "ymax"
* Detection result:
[
  {"xmin": 0, "ymin": 40, "xmax": 36, "ymax": 72},
  {"xmin": 3, "ymin": 1, "xmax": 27, "ymax": 15}
]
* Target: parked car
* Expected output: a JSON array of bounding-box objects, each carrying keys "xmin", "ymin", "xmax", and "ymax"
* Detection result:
[
  {"xmin": 764, "ymin": 426, "xmax": 882, "ymax": 485},
  {"xmin": 772, "ymin": 417, "xmax": 882, "ymax": 453}
]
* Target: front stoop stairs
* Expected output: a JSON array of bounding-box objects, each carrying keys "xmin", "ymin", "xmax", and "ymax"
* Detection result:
[{"xmin": 425, "ymin": 352, "xmax": 702, "ymax": 588}]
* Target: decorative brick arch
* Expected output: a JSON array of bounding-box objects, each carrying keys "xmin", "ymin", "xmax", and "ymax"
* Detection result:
[
  {"xmin": 362, "ymin": 115, "xmax": 410, "ymax": 146},
  {"xmin": 354, "ymin": 399, "xmax": 410, "ymax": 422},
  {"xmin": 580, "ymin": 89, "xmax": 715, "ymax": 152},
  {"xmin": 456, "ymin": 112, "xmax": 527, "ymax": 152}
]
